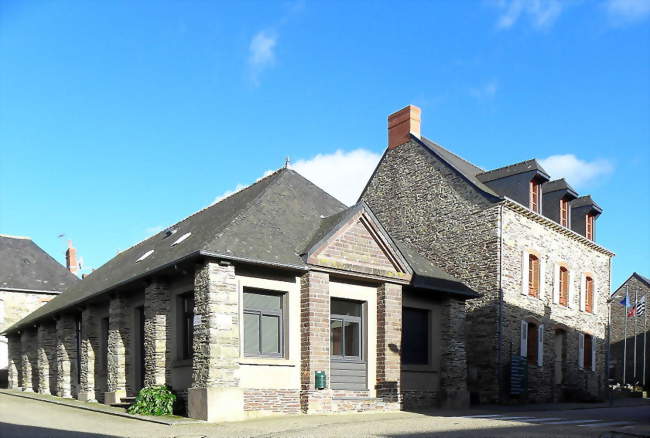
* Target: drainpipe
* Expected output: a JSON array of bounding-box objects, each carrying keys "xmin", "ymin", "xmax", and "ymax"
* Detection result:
[{"xmin": 497, "ymin": 204, "xmax": 504, "ymax": 403}]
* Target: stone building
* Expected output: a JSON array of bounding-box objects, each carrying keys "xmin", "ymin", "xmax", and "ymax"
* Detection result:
[
  {"xmin": 0, "ymin": 235, "xmax": 79, "ymax": 387},
  {"xmin": 361, "ymin": 105, "xmax": 614, "ymax": 404},
  {"xmin": 610, "ymin": 272, "xmax": 649, "ymax": 388},
  {"xmin": 3, "ymin": 168, "xmax": 477, "ymax": 421}
]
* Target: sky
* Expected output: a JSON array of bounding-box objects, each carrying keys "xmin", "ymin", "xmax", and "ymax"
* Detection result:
[{"xmin": 0, "ymin": 0, "xmax": 648, "ymax": 290}]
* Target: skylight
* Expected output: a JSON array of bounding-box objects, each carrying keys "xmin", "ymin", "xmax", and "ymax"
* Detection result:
[
  {"xmin": 136, "ymin": 250, "xmax": 154, "ymax": 263},
  {"xmin": 171, "ymin": 232, "xmax": 191, "ymax": 247}
]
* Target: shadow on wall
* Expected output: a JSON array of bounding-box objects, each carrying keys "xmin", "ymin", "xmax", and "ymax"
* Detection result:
[
  {"xmin": 465, "ymin": 299, "xmax": 607, "ymax": 405},
  {"xmin": 0, "ymin": 423, "xmax": 117, "ymax": 438},
  {"xmin": 610, "ymin": 333, "xmax": 650, "ymax": 387}
]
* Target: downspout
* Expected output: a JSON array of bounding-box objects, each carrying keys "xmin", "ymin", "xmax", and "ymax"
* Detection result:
[{"xmin": 497, "ymin": 204, "xmax": 504, "ymax": 403}]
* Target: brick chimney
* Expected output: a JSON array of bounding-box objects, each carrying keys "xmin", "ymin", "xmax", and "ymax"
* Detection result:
[
  {"xmin": 66, "ymin": 240, "xmax": 78, "ymax": 274},
  {"xmin": 388, "ymin": 104, "xmax": 421, "ymax": 149}
]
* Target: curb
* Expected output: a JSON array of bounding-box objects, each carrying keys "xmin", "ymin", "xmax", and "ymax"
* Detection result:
[{"xmin": 0, "ymin": 390, "xmax": 201, "ymax": 426}]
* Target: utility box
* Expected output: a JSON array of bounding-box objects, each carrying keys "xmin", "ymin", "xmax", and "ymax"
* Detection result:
[{"xmin": 315, "ymin": 370, "xmax": 326, "ymax": 390}]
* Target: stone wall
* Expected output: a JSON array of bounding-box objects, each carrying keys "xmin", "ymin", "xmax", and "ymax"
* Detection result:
[
  {"xmin": 107, "ymin": 296, "xmax": 128, "ymax": 402},
  {"xmin": 376, "ymin": 282, "xmax": 402, "ymax": 409},
  {"xmin": 144, "ymin": 280, "xmax": 171, "ymax": 387},
  {"xmin": 37, "ymin": 322, "xmax": 57, "ymax": 395},
  {"xmin": 7, "ymin": 334, "xmax": 20, "ymax": 388},
  {"xmin": 20, "ymin": 329, "xmax": 37, "ymax": 392},
  {"xmin": 79, "ymin": 306, "xmax": 99, "ymax": 401},
  {"xmin": 244, "ymin": 389, "xmax": 301, "ymax": 414},
  {"xmin": 56, "ymin": 314, "xmax": 77, "ymax": 398}
]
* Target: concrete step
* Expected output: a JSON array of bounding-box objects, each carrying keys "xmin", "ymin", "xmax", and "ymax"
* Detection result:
[
  {"xmin": 120, "ymin": 396, "xmax": 136, "ymax": 403},
  {"xmin": 110, "ymin": 402, "xmax": 132, "ymax": 409}
]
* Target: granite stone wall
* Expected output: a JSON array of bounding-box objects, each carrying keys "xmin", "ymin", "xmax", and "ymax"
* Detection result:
[
  {"xmin": 7, "ymin": 334, "xmax": 20, "ymax": 388},
  {"xmin": 376, "ymin": 282, "xmax": 402, "ymax": 409},
  {"xmin": 37, "ymin": 322, "xmax": 57, "ymax": 395},
  {"xmin": 56, "ymin": 314, "xmax": 77, "ymax": 398},
  {"xmin": 144, "ymin": 280, "xmax": 171, "ymax": 387},
  {"xmin": 20, "ymin": 329, "xmax": 37, "ymax": 392},
  {"xmin": 80, "ymin": 306, "xmax": 99, "ymax": 401},
  {"xmin": 107, "ymin": 296, "xmax": 128, "ymax": 397}
]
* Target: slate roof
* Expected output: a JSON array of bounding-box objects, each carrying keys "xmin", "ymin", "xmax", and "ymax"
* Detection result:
[
  {"xmin": 612, "ymin": 272, "xmax": 650, "ymax": 297},
  {"xmin": 0, "ymin": 235, "xmax": 78, "ymax": 293},
  {"xmin": 572, "ymin": 195, "xmax": 603, "ymax": 213},
  {"xmin": 542, "ymin": 178, "xmax": 578, "ymax": 198},
  {"xmin": 5, "ymin": 168, "xmax": 476, "ymax": 333},
  {"xmin": 476, "ymin": 159, "xmax": 550, "ymax": 183}
]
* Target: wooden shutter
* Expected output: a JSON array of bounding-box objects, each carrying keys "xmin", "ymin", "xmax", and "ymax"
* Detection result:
[
  {"xmin": 579, "ymin": 273, "xmax": 586, "ymax": 312},
  {"xmin": 578, "ymin": 333, "xmax": 584, "ymax": 369},
  {"xmin": 537, "ymin": 256, "xmax": 546, "ymax": 300},
  {"xmin": 521, "ymin": 251, "xmax": 529, "ymax": 295},
  {"xmin": 520, "ymin": 320, "xmax": 528, "ymax": 357},
  {"xmin": 568, "ymin": 269, "xmax": 575, "ymax": 309},
  {"xmin": 537, "ymin": 324, "xmax": 544, "ymax": 367},
  {"xmin": 553, "ymin": 264, "xmax": 560, "ymax": 304},
  {"xmin": 592, "ymin": 278, "xmax": 597, "ymax": 314}
]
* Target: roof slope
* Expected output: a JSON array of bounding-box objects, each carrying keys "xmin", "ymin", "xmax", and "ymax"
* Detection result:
[
  {"xmin": 542, "ymin": 178, "xmax": 578, "ymax": 196},
  {"xmin": 7, "ymin": 169, "xmax": 347, "ymax": 330},
  {"xmin": 0, "ymin": 235, "xmax": 78, "ymax": 292},
  {"xmin": 476, "ymin": 159, "xmax": 550, "ymax": 183}
]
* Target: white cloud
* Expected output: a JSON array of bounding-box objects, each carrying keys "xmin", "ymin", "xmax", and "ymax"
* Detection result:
[
  {"xmin": 539, "ymin": 154, "xmax": 613, "ymax": 188},
  {"xmin": 248, "ymin": 30, "xmax": 278, "ymax": 86},
  {"xmin": 605, "ymin": 0, "xmax": 650, "ymax": 24},
  {"xmin": 493, "ymin": 0, "xmax": 565, "ymax": 29},
  {"xmin": 291, "ymin": 149, "xmax": 382, "ymax": 206},
  {"xmin": 145, "ymin": 225, "xmax": 165, "ymax": 236},
  {"xmin": 470, "ymin": 80, "xmax": 499, "ymax": 100},
  {"xmin": 212, "ymin": 170, "xmax": 274, "ymax": 205}
]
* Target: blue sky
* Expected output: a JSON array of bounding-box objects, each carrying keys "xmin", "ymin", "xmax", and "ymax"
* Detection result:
[{"xmin": 0, "ymin": 0, "xmax": 648, "ymax": 290}]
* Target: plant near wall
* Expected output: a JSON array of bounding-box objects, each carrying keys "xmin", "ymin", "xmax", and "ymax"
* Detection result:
[{"xmin": 127, "ymin": 385, "xmax": 176, "ymax": 416}]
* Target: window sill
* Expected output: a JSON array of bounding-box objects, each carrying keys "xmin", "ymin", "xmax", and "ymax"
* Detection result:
[
  {"xmin": 238, "ymin": 358, "xmax": 297, "ymax": 367},
  {"xmin": 172, "ymin": 359, "xmax": 192, "ymax": 368}
]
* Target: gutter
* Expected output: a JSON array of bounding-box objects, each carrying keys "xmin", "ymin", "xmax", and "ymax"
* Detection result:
[{"xmin": 0, "ymin": 287, "xmax": 63, "ymax": 295}]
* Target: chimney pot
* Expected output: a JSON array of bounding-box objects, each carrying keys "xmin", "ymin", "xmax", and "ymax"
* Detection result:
[{"xmin": 388, "ymin": 104, "xmax": 421, "ymax": 149}]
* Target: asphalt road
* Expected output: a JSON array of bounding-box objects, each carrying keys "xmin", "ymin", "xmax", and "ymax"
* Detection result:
[{"xmin": 1, "ymin": 392, "xmax": 649, "ymax": 438}]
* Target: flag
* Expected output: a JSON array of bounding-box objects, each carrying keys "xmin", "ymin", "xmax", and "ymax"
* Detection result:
[
  {"xmin": 637, "ymin": 295, "xmax": 646, "ymax": 317},
  {"xmin": 620, "ymin": 294, "xmax": 631, "ymax": 308},
  {"xmin": 628, "ymin": 305, "xmax": 637, "ymax": 317}
]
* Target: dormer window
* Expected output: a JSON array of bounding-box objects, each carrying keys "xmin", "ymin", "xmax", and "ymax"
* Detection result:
[
  {"xmin": 560, "ymin": 198, "xmax": 569, "ymax": 227},
  {"xmin": 585, "ymin": 214, "xmax": 594, "ymax": 240},
  {"xmin": 530, "ymin": 179, "xmax": 541, "ymax": 213}
]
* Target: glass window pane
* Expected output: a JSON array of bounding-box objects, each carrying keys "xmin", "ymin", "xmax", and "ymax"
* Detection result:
[
  {"xmin": 244, "ymin": 312, "xmax": 260, "ymax": 356},
  {"xmin": 244, "ymin": 291, "xmax": 282, "ymax": 311},
  {"xmin": 402, "ymin": 308, "xmax": 429, "ymax": 365},
  {"xmin": 331, "ymin": 319, "xmax": 343, "ymax": 356},
  {"xmin": 344, "ymin": 321, "xmax": 360, "ymax": 357},
  {"xmin": 331, "ymin": 299, "xmax": 361, "ymax": 317},
  {"xmin": 261, "ymin": 314, "xmax": 280, "ymax": 354}
]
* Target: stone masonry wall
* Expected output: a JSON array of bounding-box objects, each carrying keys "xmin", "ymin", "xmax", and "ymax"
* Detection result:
[
  {"xmin": 21, "ymin": 329, "xmax": 37, "ymax": 392},
  {"xmin": 244, "ymin": 389, "xmax": 301, "ymax": 414},
  {"xmin": 361, "ymin": 139, "xmax": 501, "ymax": 401},
  {"xmin": 439, "ymin": 297, "xmax": 470, "ymax": 408},
  {"xmin": 299, "ymin": 271, "xmax": 331, "ymax": 413},
  {"xmin": 107, "ymin": 296, "xmax": 128, "ymax": 397},
  {"xmin": 144, "ymin": 280, "xmax": 171, "ymax": 387},
  {"xmin": 500, "ymin": 205, "xmax": 611, "ymax": 402},
  {"xmin": 37, "ymin": 322, "xmax": 57, "ymax": 395},
  {"xmin": 376, "ymin": 282, "xmax": 402, "ymax": 409},
  {"xmin": 7, "ymin": 334, "xmax": 20, "ymax": 388},
  {"xmin": 80, "ymin": 306, "xmax": 99, "ymax": 401},
  {"xmin": 56, "ymin": 314, "xmax": 77, "ymax": 398}
]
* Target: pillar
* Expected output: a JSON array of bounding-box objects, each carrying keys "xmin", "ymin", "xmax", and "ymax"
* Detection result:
[
  {"xmin": 56, "ymin": 314, "xmax": 77, "ymax": 398},
  {"xmin": 299, "ymin": 270, "xmax": 331, "ymax": 414},
  {"xmin": 79, "ymin": 306, "xmax": 99, "ymax": 401},
  {"xmin": 20, "ymin": 329, "xmax": 36, "ymax": 392},
  {"xmin": 7, "ymin": 334, "xmax": 21, "ymax": 389},
  {"xmin": 144, "ymin": 279, "xmax": 170, "ymax": 387},
  {"xmin": 376, "ymin": 282, "xmax": 402, "ymax": 409},
  {"xmin": 188, "ymin": 261, "xmax": 242, "ymax": 422},
  {"xmin": 105, "ymin": 295, "xmax": 128, "ymax": 404},
  {"xmin": 439, "ymin": 297, "xmax": 470, "ymax": 408},
  {"xmin": 37, "ymin": 322, "xmax": 57, "ymax": 395}
]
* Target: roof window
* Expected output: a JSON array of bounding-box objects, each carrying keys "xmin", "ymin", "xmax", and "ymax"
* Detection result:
[
  {"xmin": 171, "ymin": 232, "xmax": 191, "ymax": 247},
  {"xmin": 135, "ymin": 250, "xmax": 154, "ymax": 263}
]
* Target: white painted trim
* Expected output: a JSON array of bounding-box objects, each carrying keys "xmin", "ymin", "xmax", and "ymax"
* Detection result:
[
  {"xmin": 537, "ymin": 324, "xmax": 544, "ymax": 367},
  {"xmin": 553, "ymin": 264, "xmax": 560, "ymax": 304},
  {"xmin": 568, "ymin": 269, "xmax": 575, "ymax": 309},
  {"xmin": 520, "ymin": 320, "xmax": 528, "ymax": 357},
  {"xmin": 579, "ymin": 273, "xmax": 586, "ymax": 312},
  {"xmin": 578, "ymin": 333, "xmax": 584, "ymax": 369},
  {"xmin": 521, "ymin": 251, "xmax": 529, "ymax": 296},
  {"xmin": 539, "ymin": 257, "xmax": 546, "ymax": 300}
]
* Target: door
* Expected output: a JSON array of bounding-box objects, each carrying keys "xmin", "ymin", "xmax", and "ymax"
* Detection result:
[{"xmin": 330, "ymin": 298, "xmax": 366, "ymax": 390}]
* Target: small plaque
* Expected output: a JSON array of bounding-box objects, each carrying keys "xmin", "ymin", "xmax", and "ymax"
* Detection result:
[{"xmin": 193, "ymin": 315, "xmax": 202, "ymax": 327}]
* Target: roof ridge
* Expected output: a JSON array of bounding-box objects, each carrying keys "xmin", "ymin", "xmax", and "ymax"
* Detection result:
[
  {"xmin": 0, "ymin": 233, "xmax": 31, "ymax": 240},
  {"xmin": 421, "ymin": 136, "xmax": 485, "ymax": 173}
]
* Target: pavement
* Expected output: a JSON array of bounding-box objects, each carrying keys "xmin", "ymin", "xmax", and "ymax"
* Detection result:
[{"xmin": 1, "ymin": 391, "xmax": 649, "ymax": 437}]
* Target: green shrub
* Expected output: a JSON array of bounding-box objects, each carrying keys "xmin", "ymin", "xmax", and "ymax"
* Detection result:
[{"xmin": 127, "ymin": 385, "xmax": 176, "ymax": 416}]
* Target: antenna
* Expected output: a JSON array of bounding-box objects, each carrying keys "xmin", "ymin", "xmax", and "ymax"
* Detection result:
[{"xmin": 284, "ymin": 156, "xmax": 291, "ymax": 168}]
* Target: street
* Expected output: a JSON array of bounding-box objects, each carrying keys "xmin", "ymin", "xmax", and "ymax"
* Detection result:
[{"xmin": 1, "ymin": 392, "xmax": 649, "ymax": 437}]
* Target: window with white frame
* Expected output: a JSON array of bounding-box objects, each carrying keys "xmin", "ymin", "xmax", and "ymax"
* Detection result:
[{"xmin": 520, "ymin": 320, "xmax": 544, "ymax": 366}]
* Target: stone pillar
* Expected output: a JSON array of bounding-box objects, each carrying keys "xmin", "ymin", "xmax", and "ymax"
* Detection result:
[
  {"xmin": 37, "ymin": 323, "xmax": 57, "ymax": 395},
  {"xmin": 79, "ymin": 306, "xmax": 99, "ymax": 401},
  {"xmin": 7, "ymin": 334, "xmax": 21, "ymax": 389},
  {"xmin": 144, "ymin": 279, "xmax": 170, "ymax": 387},
  {"xmin": 188, "ymin": 261, "xmax": 242, "ymax": 422},
  {"xmin": 56, "ymin": 314, "xmax": 77, "ymax": 398},
  {"xmin": 105, "ymin": 295, "xmax": 128, "ymax": 405},
  {"xmin": 439, "ymin": 297, "xmax": 470, "ymax": 409},
  {"xmin": 299, "ymin": 271, "xmax": 331, "ymax": 414},
  {"xmin": 20, "ymin": 329, "xmax": 36, "ymax": 392},
  {"xmin": 376, "ymin": 282, "xmax": 402, "ymax": 409}
]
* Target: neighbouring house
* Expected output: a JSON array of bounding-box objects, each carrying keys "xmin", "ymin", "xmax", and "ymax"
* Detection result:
[
  {"xmin": 610, "ymin": 272, "xmax": 649, "ymax": 388},
  {"xmin": 361, "ymin": 105, "xmax": 614, "ymax": 404},
  {"xmin": 0, "ymin": 235, "xmax": 79, "ymax": 387},
  {"xmin": 3, "ymin": 168, "xmax": 477, "ymax": 421}
]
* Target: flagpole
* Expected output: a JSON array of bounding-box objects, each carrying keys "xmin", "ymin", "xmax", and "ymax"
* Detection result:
[
  {"xmin": 634, "ymin": 287, "xmax": 638, "ymax": 381},
  {"xmin": 644, "ymin": 296, "xmax": 647, "ymax": 387},
  {"xmin": 623, "ymin": 284, "xmax": 629, "ymax": 386}
]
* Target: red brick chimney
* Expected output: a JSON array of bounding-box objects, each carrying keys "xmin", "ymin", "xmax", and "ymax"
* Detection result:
[
  {"xmin": 388, "ymin": 104, "xmax": 421, "ymax": 149},
  {"xmin": 66, "ymin": 240, "xmax": 78, "ymax": 274}
]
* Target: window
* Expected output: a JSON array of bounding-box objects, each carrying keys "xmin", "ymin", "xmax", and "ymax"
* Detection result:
[
  {"xmin": 179, "ymin": 293, "xmax": 194, "ymax": 360},
  {"xmin": 243, "ymin": 289, "xmax": 283, "ymax": 357},
  {"xmin": 585, "ymin": 277, "xmax": 594, "ymax": 313},
  {"xmin": 530, "ymin": 179, "xmax": 541, "ymax": 213},
  {"xmin": 402, "ymin": 307, "xmax": 429, "ymax": 365},
  {"xmin": 586, "ymin": 214, "xmax": 594, "ymax": 240},
  {"xmin": 559, "ymin": 267, "xmax": 569, "ymax": 307},
  {"xmin": 583, "ymin": 334, "xmax": 593, "ymax": 370},
  {"xmin": 521, "ymin": 320, "xmax": 544, "ymax": 366},
  {"xmin": 527, "ymin": 322, "xmax": 538, "ymax": 365},
  {"xmin": 528, "ymin": 254, "xmax": 540, "ymax": 298},
  {"xmin": 330, "ymin": 299, "xmax": 362, "ymax": 360},
  {"xmin": 560, "ymin": 198, "xmax": 569, "ymax": 227}
]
